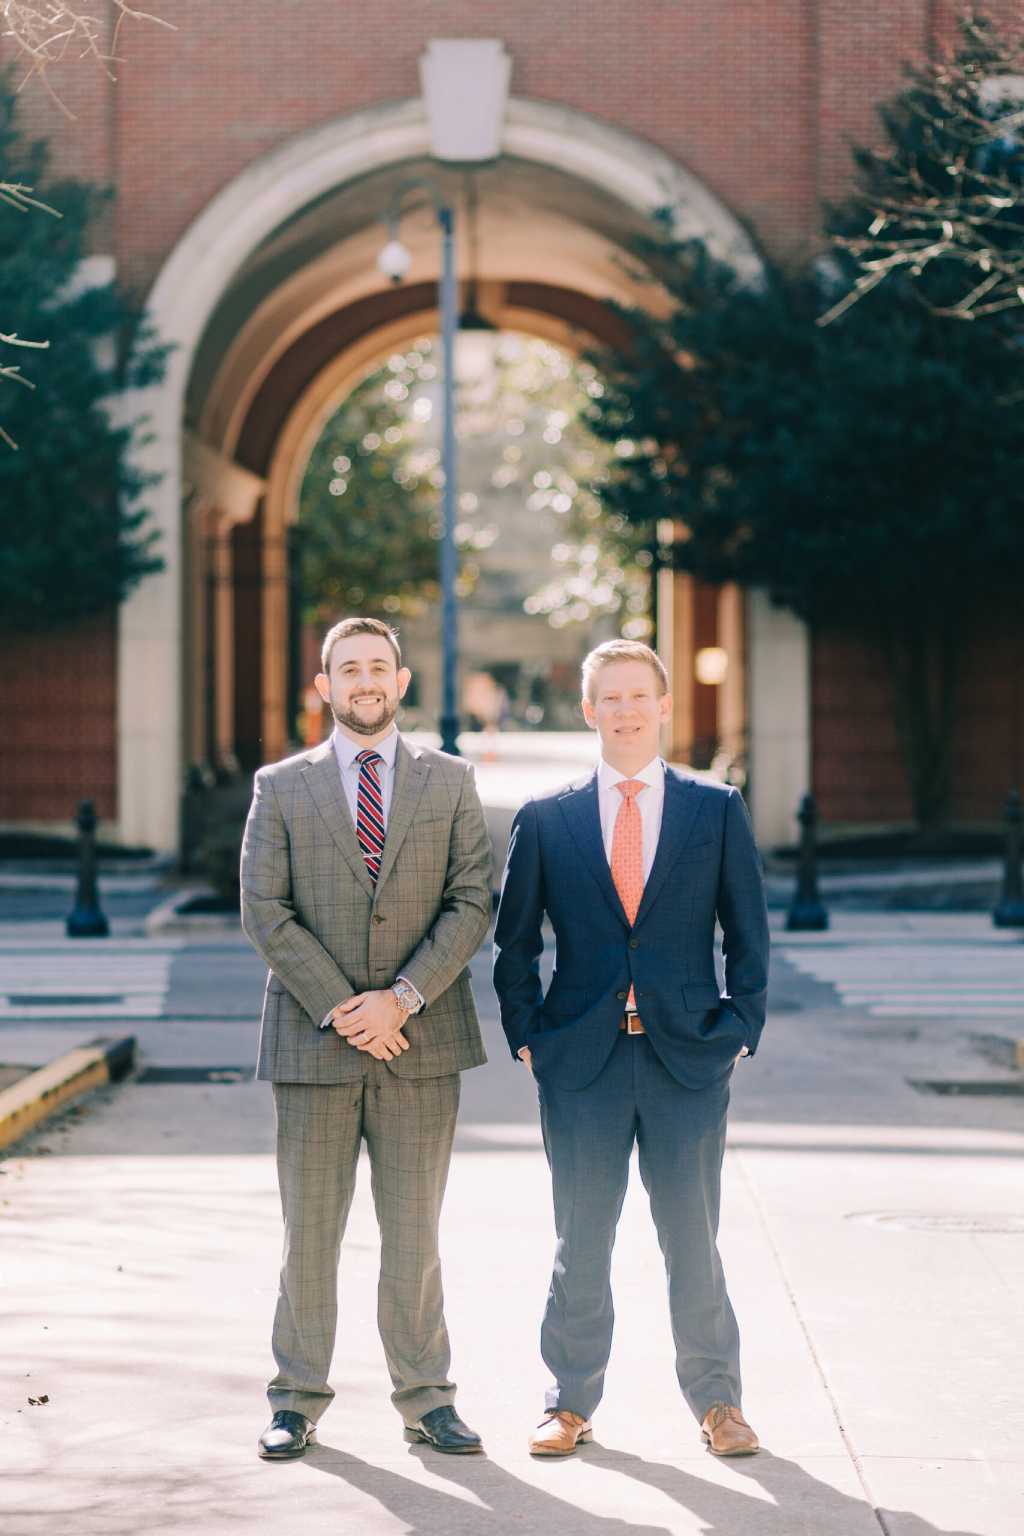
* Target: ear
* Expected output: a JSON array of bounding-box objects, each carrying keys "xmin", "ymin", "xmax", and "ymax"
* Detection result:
[
  {"xmin": 658, "ymin": 691, "xmax": 673, "ymax": 724},
  {"xmin": 581, "ymin": 695, "xmax": 597, "ymax": 730},
  {"xmin": 397, "ymin": 667, "xmax": 412, "ymax": 699},
  {"xmin": 313, "ymin": 672, "xmax": 331, "ymax": 705}
]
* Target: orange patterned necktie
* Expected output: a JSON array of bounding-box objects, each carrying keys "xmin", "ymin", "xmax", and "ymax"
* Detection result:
[{"xmin": 611, "ymin": 779, "xmax": 646, "ymax": 1009}]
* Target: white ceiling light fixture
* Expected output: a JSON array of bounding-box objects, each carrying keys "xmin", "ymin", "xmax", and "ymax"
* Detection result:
[
  {"xmin": 419, "ymin": 39, "xmax": 512, "ymax": 163},
  {"xmin": 377, "ymin": 238, "xmax": 412, "ymax": 285}
]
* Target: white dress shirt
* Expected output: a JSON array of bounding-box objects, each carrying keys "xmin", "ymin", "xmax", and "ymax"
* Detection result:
[
  {"xmin": 331, "ymin": 723, "xmax": 401, "ymax": 828},
  {"xmin": 319, "ymin": 724, "xmax": 422, "ymax": 1029},
  {"xmin": 596, "ymin": 755, "xmax": 665, "ymax": 881}
]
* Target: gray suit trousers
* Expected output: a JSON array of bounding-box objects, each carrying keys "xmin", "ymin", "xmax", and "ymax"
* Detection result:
[{"xmin": 269, "ymin": 1061, "xmax": 460, "ymax": 1424}]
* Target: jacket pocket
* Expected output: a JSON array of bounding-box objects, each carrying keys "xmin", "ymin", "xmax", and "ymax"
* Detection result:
[
  {"xmin": 680, "ymin": 982, "xmax": 721, "ymax": 1012},
  {"xmin": 675, "ymin": 837, "xmax": 716, "ymax": 863}
]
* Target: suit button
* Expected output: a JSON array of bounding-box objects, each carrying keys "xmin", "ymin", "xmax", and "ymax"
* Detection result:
[
  {"xmin": 372, "ymin": 913, "xmax": 386, "ymax": 924},
  {"xmin": 616, "ymin": 990, "xmax": 627, "ymax": 1001},
  {"xmin": 628, "ymin": 938, "xmax": 639, "ymax": 950}
]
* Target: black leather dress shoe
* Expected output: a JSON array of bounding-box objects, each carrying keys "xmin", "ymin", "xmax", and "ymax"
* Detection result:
[
  {"xmin": 404, "ymin": 1405, "xmax": 483, "ymax": 1454},
  {"xmin": 258, "ymin": 1409, "xmax": 317, "ymax": 1460}
]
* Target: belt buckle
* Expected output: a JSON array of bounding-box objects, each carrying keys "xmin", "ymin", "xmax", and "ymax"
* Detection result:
[{"xmin": 625, "ymin": 1012, "xmax": 642, "ymax": 1034}]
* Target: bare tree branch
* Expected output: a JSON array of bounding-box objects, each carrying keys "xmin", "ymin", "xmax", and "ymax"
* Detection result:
[
  {"xmin": 1, "ymin": 2, "xmax": 175, "ymax": 116},
  {"xmin": 819, "ymin": 10, "xmax": 1024, "ymax": 325}
]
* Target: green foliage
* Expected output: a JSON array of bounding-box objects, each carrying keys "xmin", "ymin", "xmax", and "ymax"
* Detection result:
[
  {"xmin": 298, "ymin": 363, "xmax": 441, "ymax": 620},
  {"xmin": 585, "ymin": 35, "xmax": 1024, "ymax": 829},
  {"xmin": 0, "ymin": 81, "xmax": 167, "ymax": 630}
]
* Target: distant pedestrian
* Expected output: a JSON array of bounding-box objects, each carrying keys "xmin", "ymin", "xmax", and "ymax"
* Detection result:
[
  {"xmin": 493, "ymin": 638, "xmax": 769, "ymax": 1457},
  {"xmin": 242, "ymin": 616, "xmax": 492, "ymax": 1460}
]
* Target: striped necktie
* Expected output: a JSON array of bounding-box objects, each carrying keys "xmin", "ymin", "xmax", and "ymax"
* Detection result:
[{"xmin": 355, "ymin": 749, "xmax": 386, "ymax": 882}]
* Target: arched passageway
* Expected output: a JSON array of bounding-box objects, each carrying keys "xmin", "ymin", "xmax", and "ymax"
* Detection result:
[{"xmin": 125, "ymin": 97, "xmax": 783, "ymax": 852}]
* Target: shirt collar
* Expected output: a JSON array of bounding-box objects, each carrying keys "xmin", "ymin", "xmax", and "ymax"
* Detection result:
[
  {"xmin": 331, "ymin": 725, "xmax": 400, "ymax": 772},
  {"xmin": 597, "ymin": 755, "xmax": 664, "ymax": 794}
]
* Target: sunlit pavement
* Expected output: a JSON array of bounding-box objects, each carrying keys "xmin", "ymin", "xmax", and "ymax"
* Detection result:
[{"xmin": 3, "ymin": 917, "xmax": 1024, "ymax": 1536}]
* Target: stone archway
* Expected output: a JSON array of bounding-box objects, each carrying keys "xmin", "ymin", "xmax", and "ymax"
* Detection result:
[{"xmin": 123, "ymin": 95, "xmax": 764, "ymax": 850}]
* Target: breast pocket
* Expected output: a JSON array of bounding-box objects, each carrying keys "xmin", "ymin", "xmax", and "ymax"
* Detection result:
[{"xmin": 676, "ymin": 837, "xmax": 716, "ymax": 865}]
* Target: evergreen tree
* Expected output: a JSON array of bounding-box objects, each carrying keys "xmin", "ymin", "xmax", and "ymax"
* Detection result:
[
  {"xmin": 0, "ymin": 81, "xmax": 165, "ymax": 630},
  {"xmin": 298, "ymin": 366, "xmax": 441, "ymax": 622},
  {"xmin": 586, "ymin": 128, "xmax": 1024, "ymax": 835}
]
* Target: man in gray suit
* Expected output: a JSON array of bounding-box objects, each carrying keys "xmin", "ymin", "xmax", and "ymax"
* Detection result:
[
  {"xmin": 241, "ymin": 616, "xmax": 492, "ymax": 1460},
  {"xmin": 494, "ymin": 639, "xmax": 769, "ymax": 1458}
]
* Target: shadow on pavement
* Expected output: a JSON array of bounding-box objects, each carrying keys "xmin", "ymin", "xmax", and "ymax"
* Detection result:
[
  {"xmin": 596, "ymin": 1448, "xmax": 986, "ymax": 1536},
  {"xmin": 306, "ymin": 1440, "xmax": 989, "ymax": 1536}
]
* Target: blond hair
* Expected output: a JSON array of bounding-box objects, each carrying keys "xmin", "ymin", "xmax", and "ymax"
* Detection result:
[
  {"xmin": 581, "ymin": 639, "xmax": 669, "ymax": 702},
  {"xmin": 320, "ymin": 616, "xmax": 402, "ymax": 674}
]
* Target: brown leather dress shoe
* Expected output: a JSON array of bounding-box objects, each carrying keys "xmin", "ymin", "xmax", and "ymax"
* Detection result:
[
  {"xmin": 528, "ymin": 1410, "xmax": 593, "ymax": 1457},
  {"xmin": 700, "ymin": 1402, "xmax": 759, "ymax": 1456}
]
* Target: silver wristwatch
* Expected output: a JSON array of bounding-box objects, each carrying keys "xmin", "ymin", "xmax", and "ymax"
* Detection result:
[{"xmin": 391, "ymin": 979, "xmax": 422, "ymax": 1017}]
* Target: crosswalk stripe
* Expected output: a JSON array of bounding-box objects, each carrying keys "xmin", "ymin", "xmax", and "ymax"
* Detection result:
[
  {"xmin": 778, "ymin": 942, "xmax": 1024, "ymax": 1019},
  {"xmin": 0, "ymin": 947, "xmax": 172, "ymax": 1019}
]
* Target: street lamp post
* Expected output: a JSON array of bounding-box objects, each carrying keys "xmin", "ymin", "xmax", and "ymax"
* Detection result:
[{"xmin": 379, "ymin": 184, "xmax": 460, "ymax": 756}]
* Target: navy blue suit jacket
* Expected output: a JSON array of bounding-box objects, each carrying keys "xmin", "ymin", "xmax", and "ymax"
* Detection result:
[{"xmin": 492, "ymin": 767, "xmax": 770, "ymax": 1090}]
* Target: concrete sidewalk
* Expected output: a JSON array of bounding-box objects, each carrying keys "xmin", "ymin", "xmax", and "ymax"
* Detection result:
[{"xmin": 2, "ymin": 948, "xmax": 1023, "ymax": 1535}]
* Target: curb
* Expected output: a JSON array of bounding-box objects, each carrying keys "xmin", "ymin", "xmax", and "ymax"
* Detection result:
[
  {"xmin": 144, "ymin": 886, "xmax": 242, "ymax": 936},
  {"xmin": 0, "ymin": 1036, "xmax": 136, "ymax": 1152}
]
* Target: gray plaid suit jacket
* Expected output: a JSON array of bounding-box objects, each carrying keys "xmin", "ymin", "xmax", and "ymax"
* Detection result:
[{"xmin": 240, "ymin": 735, "xmax": 492, "ymax": 1084}]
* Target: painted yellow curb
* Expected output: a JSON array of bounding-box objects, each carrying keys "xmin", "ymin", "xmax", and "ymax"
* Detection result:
[{"xmin": 0, "ymin": 1037, "xmax": 136, "ymax": 1152}]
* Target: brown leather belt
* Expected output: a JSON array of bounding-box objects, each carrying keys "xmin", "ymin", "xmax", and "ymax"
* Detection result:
[{"xmin": 619, "ymin": 1014, "xmax": 645, "ymax": 1034}]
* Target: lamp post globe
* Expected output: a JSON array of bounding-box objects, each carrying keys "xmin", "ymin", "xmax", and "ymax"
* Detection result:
[{"xmin": 377, "ymin": 238, "xmax": 412, "ymax": 284}]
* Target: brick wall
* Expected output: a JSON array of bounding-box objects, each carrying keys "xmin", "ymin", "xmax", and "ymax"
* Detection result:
[
  {"xmin": 0, "ymin": 614, "xmax": 117, "ymax": 825},
  {"xmin": 23, "ymin": 1, "xmax": 1020, "ymax": 297},
  {"xmin": 6, "ymin": 1, "xmax": 1023, "ymax": 832},
  {"xmin": 812, "ymin": 617, "xmax": 1024, "ymax": 827}
]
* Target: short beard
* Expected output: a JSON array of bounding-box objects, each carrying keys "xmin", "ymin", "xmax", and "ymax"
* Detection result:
[{"xmin": 332, "ymin": 694, "xmax": 399, "ymax": 738}]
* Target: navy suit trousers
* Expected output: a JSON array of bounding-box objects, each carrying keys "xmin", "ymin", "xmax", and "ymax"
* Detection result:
[{"xmin": 537, "ymin": 1030, "xmax": 741, "ymax": 1422}]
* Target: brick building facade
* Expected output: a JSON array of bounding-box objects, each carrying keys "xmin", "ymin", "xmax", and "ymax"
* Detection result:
[{"xmin": 2, "ymin": 1, "xmax": 1021, "ymax": 850}]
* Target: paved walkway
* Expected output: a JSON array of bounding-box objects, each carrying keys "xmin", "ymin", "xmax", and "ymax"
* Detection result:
[{"xmin": 2, "ymin": 922, "xmax": 1023, "ymax": 1536}]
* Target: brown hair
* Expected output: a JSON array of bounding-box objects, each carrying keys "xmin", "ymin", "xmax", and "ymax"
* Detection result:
[
  {"xmin": 320, "ymin": 617, "xmax": 402, "ymax": 674},
  {"xmin": 581, "ymin": 639, "xmax": 669, "ymax": 702}
]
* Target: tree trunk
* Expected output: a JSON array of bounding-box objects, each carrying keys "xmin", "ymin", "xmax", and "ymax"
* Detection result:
[{"xmin": 883, "ymin": 617, "xmax": 961, "ymax": 845}]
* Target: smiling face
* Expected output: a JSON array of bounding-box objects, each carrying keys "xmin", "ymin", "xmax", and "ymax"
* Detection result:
[
  {"xmin": 581, "ymin": 658, "xmax": 672, "ymax": 770},
  {"xmin": 314, "ymin": 632, "xmax": 412, "ymax": 743}
]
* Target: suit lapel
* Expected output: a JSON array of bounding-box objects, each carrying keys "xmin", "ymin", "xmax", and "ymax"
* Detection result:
[
  {"xmin": 558, "ymin": 773, "xmax": 631, "ymax": 929},
  {"xmin": 300, "ymin": 740, "xmax": 376, "ymax": 897},
  {"xmin": 634, "ymin": 768, "xmax": 703, "ymax": 925},
  {"xmin": 374, "ymin": 737, "xmax": 430, "ymax": 891}
]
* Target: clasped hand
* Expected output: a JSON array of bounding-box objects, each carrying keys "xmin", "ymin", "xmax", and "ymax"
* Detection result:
[{"xmin": 331, "ymin": 990, "xmax": 409, "ymax": 1061}]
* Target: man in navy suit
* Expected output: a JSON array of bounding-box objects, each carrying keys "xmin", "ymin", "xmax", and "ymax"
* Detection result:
[{"xmin": 493, "ymin": 639, "xmax": 769, "ymax": 1458}]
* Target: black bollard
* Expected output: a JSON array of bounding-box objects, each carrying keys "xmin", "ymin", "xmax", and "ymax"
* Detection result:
[
  {"xmin": 786, "ymin": 792, "xmax": 829, "ymax": 931},
  {"xmin": 66, "ymin": 800, "xmax": 110, "ymax": 938},
  {"xmin": 993, "ymin": 789, "xmax": 1024, "ymax": 928}
]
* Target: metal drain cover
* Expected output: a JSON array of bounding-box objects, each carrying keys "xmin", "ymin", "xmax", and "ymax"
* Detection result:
[{"xmin": 847, "ymin": 1211, "xmax": 1024, "ymax": 1235}]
